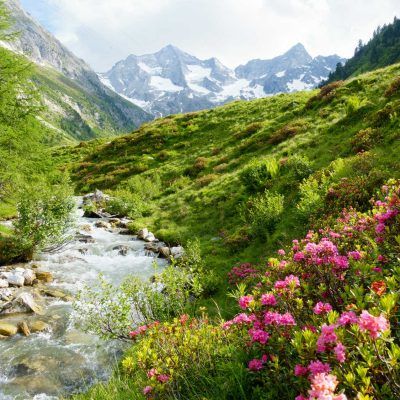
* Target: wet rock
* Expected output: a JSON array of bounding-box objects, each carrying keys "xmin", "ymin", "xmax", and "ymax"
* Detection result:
[
  {"xmin": 83, "ymin": 209, "xmax": 103, "ymax": 218},
  {"xmin": 29, "ymin": 320, "xmax": 49, "ymax": 333},
  {"xmin": 144, "ymin": 243, "xmax": 159, "ymax": 253},
  {"xmin": 83, "ymin": 189, "xmax": 110, "ymax": 204},
  {"xmin": 171, "ymin": 246, "xmax": 185, "ymax": 259},
  {"xmin": 78, "ymin": 248, "xmax": 88, "ymax": 255},
  {"xmin": 144, "ymin": 232, "xmax": 156, "ymax": 242},
  {"xmin": 16, "ymin": 292, "xmax": 44, "ymax": 315},
  {"xmin": 159, "ymin": 246, "xmax": 171, "ymax": 259},
  {"xmin": 9, "ymin": 375, "xmax": 59, "ymax": 396},
  {"xmin": 76, "ymin": 233, "xmax": 96, "ymax": 243},
  {"xmin": 42, "ymin": 288, "xmax": 69, "ymax": 300},
  {"xmin": 80, "ymin": 224, "xmax": 92, "ymax": 232},
  {"xmin": 112, "ymin": 245, "xmax": 129, "ymax": 256},
  {"xmin": 0, "ymin": 321, "xmax": 18, "ymax": 336},
  {"xmin": 119, "ymin": 229, "xmax": 131, "ymax": 235},
  {"xmin": 35, "ymin": 270, "xmax": 53, "ymax": 283},
  {"xmin": 137, "ymin": 228, "xmax": 149, "ymax": 240},
  {"xmin": 18, "ymin": 321, "xmax": 31, "ymax": 336},
  {"xmin": 7, "ymin": 273, "xmax": 25, "ymax": 287},
  {"xmin": 0, "ymin": 279, "xmax": 9, "ymax": 288},
  {"xmin": 23, "ymin": 269, "xmax": 36, "ymax": 286},
  {"xmin": 95, "ymin": 220, "xmax": 111, "ymax": 229}
]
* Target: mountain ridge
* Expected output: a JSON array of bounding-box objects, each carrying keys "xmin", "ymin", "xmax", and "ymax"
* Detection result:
[
  {"xmin": 101, "ymin": 43, "xmax": 345, "ymax": 116},
  {"xmin": 1, "ymin": 0, "xmax": 152, "ymax": 141}
]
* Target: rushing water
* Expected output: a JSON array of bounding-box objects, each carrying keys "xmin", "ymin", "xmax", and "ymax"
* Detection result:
[{"xmin": 0, "ymin": 202, "xmax": 164, "ymax": 399}]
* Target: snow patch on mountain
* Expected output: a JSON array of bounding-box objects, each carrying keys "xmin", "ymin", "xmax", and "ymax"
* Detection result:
[{"xmin": 101, "ymin": 43, "xmax": 346, "ymax": 117}]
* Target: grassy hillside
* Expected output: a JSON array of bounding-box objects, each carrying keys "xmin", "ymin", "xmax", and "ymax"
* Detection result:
[
  {"xmin": 56, "ymin": 63, "xmax": 400, "ymax": 315},
  {"xmin": 326, "ymin": 16, "xmax": 400, "ymax": 83},
  {"xmin": 32, "ymin": 65, "xmax": 152, "ymax": 143}
]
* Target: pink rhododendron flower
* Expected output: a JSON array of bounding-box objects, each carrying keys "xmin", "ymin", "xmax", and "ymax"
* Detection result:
[
  {"xmin": 373, "ymin": 266, "xmax": 383, "ymax": 273},
  {"xmin": 261, "ymin": 293, "xmax": 277, "ymax": 306},
  {"xmin": 348, "ymin": 250, "xmax": 362, "ymax": 260},
  {"xmin": 334, "ymin": 342, "xmax": 346, "ymax": 363},
  {"xmin": 293, "ymin": 252, "xmax": 305, "ymax": 262},
  {"xmin": 337, "ymin": 311, "xmax": 358, "ymax": 326},
  {"xmin": 147, "ymin": 368, "xmax": 157, "ymax": 378},
  {"xmin": 239, "ymin": 295, "xmax": 254, "ymax": 310},
  {"xmin": 308, "ymin": 373, "xmax": 347, "ymax": 400},
  {"xmin": 308, "ymin": 360, "xmax": 331, "ymax": 377},
  {"xmin": 157, "ymin": 374, "xmax": 170, "ymax": 383},
  {"xmin": 278, "ymin": 249, "xmax": 286, "ymax": 256},
  {"xmin": 248, "ymin": 358, "xmax": 264, "ymax": 371},
  {"xmin": 376, "ymin": 223, "xmax": 386, "ymax": 234},
  {"xmin": 358, "ymin": 310, "xmax": 389, "ymax": 339},
  {"xmin": 294, "ymin": 364, "xmax": 308, "ymax": 376},
  {"xmin": 264, "ymin": 311, "xmax": 296, "ymax": 326},
  {"xmin": 317, "ymin": 324, "xmax": 337, "ymax": 352},
  {"xmin": 249, "ymin": 328, "xmax": 270, "ymax": 344},
  {"xmin": 313, "ymin": 302, "xmax": 333, "ymax": 315},
  {"xmin": 295, "ymin": 395, "xmax": 308, "ymax": 400},
  {"xmin": 143, "ymin": 386, "xmax": 153, "ymax": 395}
]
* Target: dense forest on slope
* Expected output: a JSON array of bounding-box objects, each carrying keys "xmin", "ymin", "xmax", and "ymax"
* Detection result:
[{"xmin": 326, "ymin": 16, "xmax": 400, "ymax": 83}]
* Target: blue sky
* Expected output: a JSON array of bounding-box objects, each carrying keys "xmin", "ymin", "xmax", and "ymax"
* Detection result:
[{"xmin": 18, "ymin": 0, "xmax": 400, "ymax": 72}]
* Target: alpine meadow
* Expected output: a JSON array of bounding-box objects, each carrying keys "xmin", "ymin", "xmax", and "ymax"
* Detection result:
[{"xmin": 0, "ymin": 1, "xmax": 399, "ymax": 400}]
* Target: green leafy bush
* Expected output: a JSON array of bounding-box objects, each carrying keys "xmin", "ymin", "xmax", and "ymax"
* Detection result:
[
  {"xmin": 282, "ymin": 155, "xmax": 314, "ymax": 182},
  {"xmin": 247, "ymin": 191, "xmax": 284, "ymax": 237},
  {"xmin": 122, "ymin": 316, "xmax": 248, "ymax": 399},
  {"xmin": 12, "ymin": 180, "xmax": 75, "ymax": 258},
  {"xmin": 240, "ymin": 158, "xmax": 280, "ymax": 193},
  {"xmin": 74, "ymin": 264, "xmax": 203, "ymax": 340}
]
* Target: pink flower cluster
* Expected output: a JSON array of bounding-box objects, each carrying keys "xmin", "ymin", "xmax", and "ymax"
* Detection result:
[
  {"xmin": 313, "ymin": 302, "xmax": 333, "ymax": 315},
  {"xmin": 264, "ymin": 311, "xmax": 296, "ymax": 326},
  {"xmin": 274, "ymin": 274, "xmax": 300, "ymax": 290},
  {"xmin": 293, "ymin": 239, "xmax": 349, "ymax": 272},
  {"xmin": 261, "ymin": 293, "xmax": 277, "ymax": 306},
  {"xmin": 228, "ymin": 263, "xmax": 259, "ymax": 285},
  {"xmin": 239, "ymin": 295, "xmax": 254, "ymax": 310},
  {"xmin": 308, "ymin": 373, "xmax": 347, "ymax": 400},
  {"xmin": 358, "ymin": 310, "xmax": 389, "ymax": 339}
]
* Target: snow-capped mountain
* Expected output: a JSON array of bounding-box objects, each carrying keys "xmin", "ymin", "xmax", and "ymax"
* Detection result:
[{"xmin": 101, "ymin": 44, "xmax": 345, "ymax": 117}]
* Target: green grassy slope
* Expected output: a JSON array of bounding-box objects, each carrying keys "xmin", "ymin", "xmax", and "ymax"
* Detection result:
[
  {"xmin": 32, "ymin": 65, "xmax": 152, "ymax": 143},
  {"xmin": 57, "ymin": 63, "xmax": 400, "ymax": 310}
]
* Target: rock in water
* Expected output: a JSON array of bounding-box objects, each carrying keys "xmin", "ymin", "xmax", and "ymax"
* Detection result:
[
  {"xmin": 159, "ymin": 247, "xmax": 171, "ymax": 259},
  {"xmin": 23, "ymin": 269, "xmax": 36, "ymax": 286},
  {"xmin": 18, "ymin": 321, "xmax": 31, "ymax": 336},
  {"xmin": 144, "ymin": 233, "xmax": 156, "ymax": 242},
  {"xmin": 7, "ymin": 274, "xmax": 25, "ymax": 287},
  {"xmin": 0, "ymin": 321, "xmax": 18, "ymax": 336},
  {"xmin": 16, "ymin": 292, "xmax": 44, "ymax": 315},
  {"xmin": 29, "ymin": 320, "xmax": 49, "ymax": 333},
  {"xmin": 0, "ymin": 279, "xmax": 9, "ymax": 288},
  {"xmin": 137, "ymin": 228, "xmax": 149, "ymax": 240},
  {"xmin": 171, "ymin": 246, "xmax": 185, "ymax": 259},
  {"xmin": 35, "ymin": 271, "xmax": 53, "ymax": 283}
]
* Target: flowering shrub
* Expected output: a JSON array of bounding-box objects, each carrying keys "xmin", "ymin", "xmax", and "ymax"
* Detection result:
[
  {"xmin": 122, "ymin": 315, "xmax": 247, "ymax": 399},
  {"xmin": 223, "ymin": 180, "xmax": 400, "ymax": 399}
]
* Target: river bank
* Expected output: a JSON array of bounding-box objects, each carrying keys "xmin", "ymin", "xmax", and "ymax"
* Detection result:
[{"xmin": 0, "ymin": 198, "xmax": 169, "ymax": 399}]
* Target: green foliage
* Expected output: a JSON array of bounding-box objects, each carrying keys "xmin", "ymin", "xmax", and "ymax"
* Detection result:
[
  {"xmin": 246, "ymin": 191, "xmax": 285, "ymax": 237},
  {"xmin": 74, "ymin": 262, "xmax": 204, "ymax": 341},
  {"xmin": 121, "ymin": 316, "xmax": 248, "ymax": 400},
  {"xmin": 345, "ymin": 95, "xmax": 368, "ymax": 115},
  {"xmin": 105, "ymin": 175, "xmax": 161, "ymax": 218},
  {"xmin": 282, "ymin": 155, "xmax": 314, "ymax": 182},
  {"xmin": 12, "ymin": 179, "xmax": 75, "ymax": 257},
  {"xmin": 240, "ymin": 158, "xmax": 279, "ymax": 193}
]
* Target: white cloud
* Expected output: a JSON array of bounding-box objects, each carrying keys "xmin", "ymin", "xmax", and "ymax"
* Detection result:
[{"xmin": 21, "ymin": 0, "xmax": 400, "ymax": 72}]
